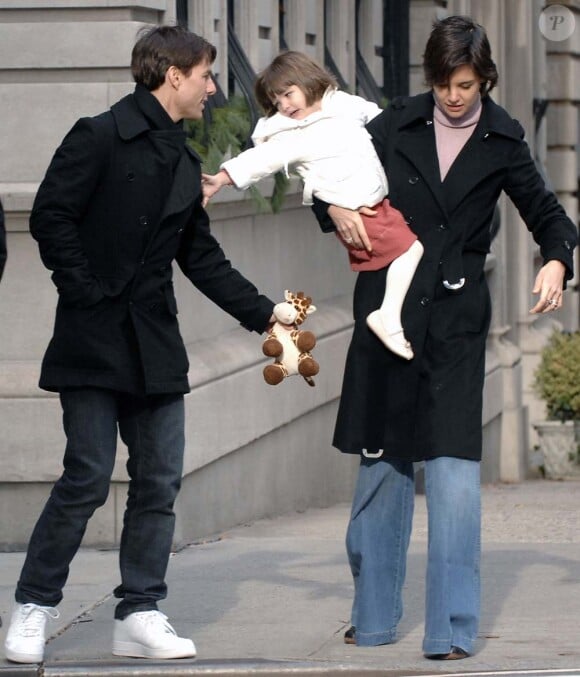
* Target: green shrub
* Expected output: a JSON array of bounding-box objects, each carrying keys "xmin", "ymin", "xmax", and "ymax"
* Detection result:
[{"xmin": 533, "ymin": 329, "xmax": 580, "ymax": 421}]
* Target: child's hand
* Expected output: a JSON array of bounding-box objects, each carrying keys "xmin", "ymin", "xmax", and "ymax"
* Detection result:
[{"xmin": 201, "ymin": 170, "xmax": 232, "ymax": 208}]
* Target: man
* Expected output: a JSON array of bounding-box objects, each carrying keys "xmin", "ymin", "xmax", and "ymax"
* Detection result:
[{"xmin": 4, "ymin": 25, "xmax": 275, "ymax": 664}]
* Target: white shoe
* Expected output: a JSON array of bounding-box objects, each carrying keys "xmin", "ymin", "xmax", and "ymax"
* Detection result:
[
  {"xmin": 4, "ymin": 602, "xmax": 60, "ymax": 663},
  {"xmin": 112, "ymin": 610, "xmax": 196, "ymax": 659},
  {"xmin": 366, "ymin": 311, "xmax": 414, "ymax": 360}
]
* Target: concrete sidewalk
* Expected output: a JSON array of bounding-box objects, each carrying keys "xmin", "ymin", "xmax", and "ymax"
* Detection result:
[{"xmin": 1, "ymin": 479, "xmax": 579, "ymax": 676}]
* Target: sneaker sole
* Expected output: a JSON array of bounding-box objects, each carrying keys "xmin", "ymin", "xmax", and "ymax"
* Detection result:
[
  {"xmin": 5, "ymin": 646, "xmax": 44, "ymax": 664},
  {"xmin": 112, "ymin": 640, "xmax": 196, "ymax": 660}
]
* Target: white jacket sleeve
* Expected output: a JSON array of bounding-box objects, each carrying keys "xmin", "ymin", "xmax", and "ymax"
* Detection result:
[{"xmin": 221, "ymin": 131, "xmax": 307, "ymax": 189}]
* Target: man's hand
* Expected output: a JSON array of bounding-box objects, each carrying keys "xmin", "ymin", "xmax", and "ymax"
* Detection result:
[
  {"xmin": 328, "ymin": 205, "xmax": 375, "ymax": 252},
  {"xmin": 529, "ymin": 260, "xmax": 566, "ymax": 314}
]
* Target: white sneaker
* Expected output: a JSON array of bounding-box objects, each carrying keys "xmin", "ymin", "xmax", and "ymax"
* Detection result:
[
  {"xmin": 112, "ymin": 610, "xmax": 196, "ymax": 659},
  {"xmin": 4, "ymin": 602, "xmax": 60, "ymax": 663}
]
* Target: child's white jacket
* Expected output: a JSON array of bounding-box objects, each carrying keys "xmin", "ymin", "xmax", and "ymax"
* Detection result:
[{"xmin": 221, "ymin": 88, "xmax": 388, "ymax": 209}]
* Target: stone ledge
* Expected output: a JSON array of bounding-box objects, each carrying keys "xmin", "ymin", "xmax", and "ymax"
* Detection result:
[{"xmin": 0, "ymin": 0, "xmax": 167, "ymax": 8}]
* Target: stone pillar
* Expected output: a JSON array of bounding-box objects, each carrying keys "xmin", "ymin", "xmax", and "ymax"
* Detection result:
[
  {"xmin": 283, "ymin": 0, "xmax": 325, "ymax": 65},
  {"xmin": 188, "ymin": 0, "xmax": 228, "ymax": 93},
  {"xmin": 358, "ymin": 0, "xmax": 385, "ymax": 88},
  {"xmin": 235, "ymin": 0, "xmax": 279, "ymax": 72},
  {"xmin": 408, "ymin": 0, "xmax": 443, "ymax": 95},
  {"xmin": 545, "ymin": 0, "xmax": 579, "ymax": 331},
  {"xmin": 324, "ymin": 0, "xmax": 356, "ymax": 89}
]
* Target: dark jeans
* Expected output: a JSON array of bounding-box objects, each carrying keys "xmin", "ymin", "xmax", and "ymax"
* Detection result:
[{"xmin": 16, "ymin": 388, "xmax": 185, "ymax": 619}]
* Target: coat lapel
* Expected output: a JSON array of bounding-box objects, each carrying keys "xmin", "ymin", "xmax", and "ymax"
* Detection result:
[
  {"xmin": 440, "ymin": 98, "xmax": 523, "ymax": 215},
  {"xmin": 441, "ymin": 127, "xmax": 501, "ymax": 214},
  {"xmin": 392, "ymin": 93, "xmax": 448, "ymax": 217},
  {"xmin": 160, "ymin": 145, "xmax": 201, "ymax": 222},
  {"xmin": 395, "ymin": 124, "xmax": 448, "ymax": 217}
]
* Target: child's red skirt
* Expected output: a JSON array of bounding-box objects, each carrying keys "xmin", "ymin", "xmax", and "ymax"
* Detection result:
[{"xmin": 338, "ymin": 198, "xmax": 417, "ymax": 272}]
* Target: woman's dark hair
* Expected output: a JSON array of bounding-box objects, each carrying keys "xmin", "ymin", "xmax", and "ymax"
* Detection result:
[
  {"xmin": 131, "ymin": 25, "xmax": 216, "ymax": 91},
  {"xmin": 423, "ymin": 15, "xmax": 498, "ymax": 96},
  {"xmin": 255, "ymin": 51, "xmax": 337, "ymax": 117}
]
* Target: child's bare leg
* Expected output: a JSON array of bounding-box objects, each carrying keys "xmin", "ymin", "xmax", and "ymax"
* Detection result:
[{"xmin": 367, "ymin": 240, "xmax": 424, "ymax": 359}]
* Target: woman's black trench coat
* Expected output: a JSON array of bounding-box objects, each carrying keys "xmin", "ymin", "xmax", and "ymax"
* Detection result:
[
  {"xmin": 315, "ymin": 92, "xmax": 577, "ymax": 462},
  {"xmin": 30, "ymin": 89, "xmax": 273, "ymax": 396}
]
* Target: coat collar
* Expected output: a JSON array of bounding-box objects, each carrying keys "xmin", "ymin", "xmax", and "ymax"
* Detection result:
[
  {"xmin": 110, "ymin": 86, "xmax": 202, "ymax": 162},
  {"xmin": 111, "ymin": 89, "xmax": 150, "ymax": 141},
  {"xmin": 394, "ymin": 91, "xmax": 522, "ymax": 140},
  {"xmin": 110, "ymin": 87, "xmax": 202, "ymax": 222}
]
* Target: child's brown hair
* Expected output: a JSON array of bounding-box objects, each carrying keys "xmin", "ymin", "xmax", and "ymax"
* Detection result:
[{"xmin": 254, "ymin": 51, "xmax": 337, "ymax": 117}]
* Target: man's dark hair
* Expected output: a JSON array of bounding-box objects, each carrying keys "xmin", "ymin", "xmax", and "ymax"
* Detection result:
[
  {"xmin": 423, "ymin": 15, "xmax": 498, "ymax": 96},
  {"xmin": 131, "ymin": 25, "xmax": 216, "ymax": 91}
]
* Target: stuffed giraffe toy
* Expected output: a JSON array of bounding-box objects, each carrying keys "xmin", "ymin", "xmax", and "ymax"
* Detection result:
[{"xmin": 262, "ymin": 290, "xmax": 319, "ymax": 387}]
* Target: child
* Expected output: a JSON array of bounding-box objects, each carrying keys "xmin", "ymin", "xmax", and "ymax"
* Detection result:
[{"xmin": 202, "ymin": 51, "xmax": 423, "ymax": 360}]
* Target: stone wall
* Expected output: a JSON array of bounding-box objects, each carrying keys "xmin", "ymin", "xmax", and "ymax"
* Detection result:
[{"xmin": 0, "ymin": 0, "xmax": 578, "ymax": 549}]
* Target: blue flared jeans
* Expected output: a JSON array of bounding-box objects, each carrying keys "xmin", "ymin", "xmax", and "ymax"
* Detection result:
[
  {"xmin": 346, "ymin": 456, "xmax": 480, "ymax": 653},
  {"xmin": 15, "ymin": 388, "xmax": 185, "ymax": 619}
]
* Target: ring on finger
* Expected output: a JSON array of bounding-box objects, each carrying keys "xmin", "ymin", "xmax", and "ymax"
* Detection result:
[
  {"xmin": 344, "ymin": 236, "xmax": 353, "ymax": 243},
  {"xmin": 548, "ymin": 299, "xmax": 557, "ymax": 306}
]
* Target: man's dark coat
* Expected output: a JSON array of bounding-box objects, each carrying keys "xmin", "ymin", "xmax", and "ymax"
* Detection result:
[
  {"xmin": 30, "ymin": 88, "xmax": 273, "ymax": 395},
  {"xmin": 316, "ymin": 93, "xmax": 578, "ymax": 462}
]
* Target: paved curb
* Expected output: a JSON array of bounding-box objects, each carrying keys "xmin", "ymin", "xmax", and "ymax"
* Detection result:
[
  {"xmin": 3, "ymin": 663, "xmax": 580, "ymax": 677},
  {"xmin": 0, "ymin": 660, "xmax": 421, "ymax": 677}
]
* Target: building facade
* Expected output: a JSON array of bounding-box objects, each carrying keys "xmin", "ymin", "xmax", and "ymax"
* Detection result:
[{"xmin": 0, "ymin": 0, "xmax": 578, "ymax": 549}]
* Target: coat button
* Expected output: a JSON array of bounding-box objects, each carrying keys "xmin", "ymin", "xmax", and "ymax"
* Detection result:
[
  {"xmin": 139, "ymin": 215, "xmax": 148, "ymax": 226},
  {"xmin": 438, "ymin": 223, "xmax": 447, "ymax": 231},
  {"xmin": 408, "ymin": 176, "xmax": 419, "ymax": 185},
  {"xmin": 127, "ymin": 171, "xmax": 135, "ymax": 181},
  {"xmin": 420, "ymin": 297, "xmax": 430, "ymax": 306}
]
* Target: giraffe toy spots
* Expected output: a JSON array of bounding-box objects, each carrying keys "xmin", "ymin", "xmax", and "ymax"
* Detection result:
[{"xmin": 262, "ymin": 291, "xmax": 319, "ymax": 387}]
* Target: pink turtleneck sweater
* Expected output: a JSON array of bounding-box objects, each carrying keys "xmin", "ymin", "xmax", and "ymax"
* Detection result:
[{"xmin": 433, "ymin": 97, "xmax": 482, "ymax": 181}]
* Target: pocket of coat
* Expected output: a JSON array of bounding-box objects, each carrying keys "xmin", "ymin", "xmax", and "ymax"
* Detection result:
[
  {"xmin": 164, "ymin": 284, "xmax": 178, "ymax": 316},
  {"xmin": 462, "ymin": 280, "xmax": 491, "ymax": 333}
]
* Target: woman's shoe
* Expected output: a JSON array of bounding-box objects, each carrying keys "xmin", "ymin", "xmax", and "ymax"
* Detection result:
[
  {"xmin": 425, "ymin": 646, "xmax": 470, "ymax": 660},
  {"xmin": 343, "ymin": 626, "xmax": 356, "ymax": 644}
]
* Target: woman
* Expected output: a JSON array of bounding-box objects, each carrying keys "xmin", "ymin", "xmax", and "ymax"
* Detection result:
[{"xmin": 313, "ymin": 16, "xmax": 577, "ymax": 658}]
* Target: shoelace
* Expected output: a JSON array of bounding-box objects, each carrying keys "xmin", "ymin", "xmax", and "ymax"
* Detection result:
[
  {"xmin": 133, "ymin": 611, "xmax": 176, "ymax": 636},
  {"xmin": 16, "ymin": 604, "xmax": 60, "ymax": 637}
]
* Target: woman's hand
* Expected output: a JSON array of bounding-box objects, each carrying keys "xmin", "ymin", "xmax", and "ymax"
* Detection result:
[
  {"xmin": 328, "ymin": 205, "xmax": 375, "ymax": 252},
  {"xmin": 529, "ymin": 260, "xmax": 567, "ymax": 314}
]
